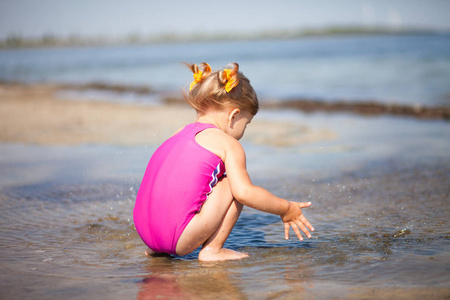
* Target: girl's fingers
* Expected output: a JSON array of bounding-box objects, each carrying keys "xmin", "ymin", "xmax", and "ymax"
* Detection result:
[
  {"xmin": 295, "ymin": 219, "xmax": 311, "ymax": 238},
  {"xmin": 290, "ymin": 222, "xmax": 304, "ymax": 241},
  {"xmin": 299, "ymin": 214, "xmax": 315, "ymax": 232},
  {"xmin": 298, "ymin": 202, "xmax": 312, "ymax": 208},
  {"xmin": 297, "ymin": 202, "xmax": 315, "ymax": 232},
  {"xmin": 283, "ymin": 201, "xmax": 314, "ymax": 241},
  {"xmin": 284, "ymin": 222, "xmax": 290, "ymax": 240}
]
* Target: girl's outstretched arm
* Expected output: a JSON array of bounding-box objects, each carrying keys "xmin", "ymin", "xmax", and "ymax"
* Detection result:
[{"xmin": 223, "ymin": 136, "xmax": 314, "ymax": 240}]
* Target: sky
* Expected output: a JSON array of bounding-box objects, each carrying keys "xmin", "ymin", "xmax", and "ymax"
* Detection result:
[{"xmin": 1, "ymin": 0, "xmax": 449, "ymax": 40}]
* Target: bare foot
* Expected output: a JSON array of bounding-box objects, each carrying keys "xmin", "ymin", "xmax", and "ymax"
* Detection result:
[
  {"xmin": 144, "ymin": 247, "xmax": 172, "ymax": 258},
  {"xmin": 198, "ymin": 247, "xmax": 249, "ymax": 262},
  {"xmin": 145, "ymin": 247, "xmax": 156, "ymax": 256}
]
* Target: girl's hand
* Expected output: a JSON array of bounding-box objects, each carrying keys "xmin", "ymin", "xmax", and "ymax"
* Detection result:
[{"xmin": 281, "ymin": 201, "xmax": 314, "ymax": 241}]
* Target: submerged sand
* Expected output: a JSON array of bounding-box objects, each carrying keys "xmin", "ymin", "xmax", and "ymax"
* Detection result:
[{"xmin": 0, "ymin": 83, "xmax": 335, "ymax": 146}]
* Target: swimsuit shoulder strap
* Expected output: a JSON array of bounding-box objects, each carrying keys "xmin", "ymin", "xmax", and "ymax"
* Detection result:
[{"xmin": 189, "ymin": 122, "xmax": 218, "ymax": 135}]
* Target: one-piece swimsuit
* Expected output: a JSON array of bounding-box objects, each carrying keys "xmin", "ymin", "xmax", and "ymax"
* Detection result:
[{"xmin": 133, "ymin": 122, "xmax": 226, "ymax": 255}]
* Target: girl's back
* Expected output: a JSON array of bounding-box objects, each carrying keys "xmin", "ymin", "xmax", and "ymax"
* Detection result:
[{"xmin": 133, "ymin": 122, "xmax": 226, "ymax": 254}]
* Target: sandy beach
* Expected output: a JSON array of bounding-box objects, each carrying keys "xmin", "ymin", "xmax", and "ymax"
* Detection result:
[
  {"xmin": 0, "ymin": 83, "xmax": 336, "ymax": 147},
  {"xmin": 0, "ymin": 83, "xmax": 196, "ymax": 146}
]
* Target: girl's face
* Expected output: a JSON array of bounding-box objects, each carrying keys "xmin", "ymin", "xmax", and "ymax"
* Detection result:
[{"xmin": 228, "ymin": 109, "xmax": 253, "ymax": 140}]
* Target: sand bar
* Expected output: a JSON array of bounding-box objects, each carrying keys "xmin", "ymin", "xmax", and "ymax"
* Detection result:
[{"xmin": 0, "ymin": 83, "xmax": 335, "ymax": 146}]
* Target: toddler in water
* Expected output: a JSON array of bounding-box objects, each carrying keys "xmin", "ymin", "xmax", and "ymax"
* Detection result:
[{"xmin": 133, "ymin": 63, "xmax": 314, "ymax": 261}]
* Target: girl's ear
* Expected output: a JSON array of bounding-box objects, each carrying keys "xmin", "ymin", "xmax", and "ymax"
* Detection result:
[{"xmin": 228, "ymin": 108, "xmax": 241, "ymax": 128}]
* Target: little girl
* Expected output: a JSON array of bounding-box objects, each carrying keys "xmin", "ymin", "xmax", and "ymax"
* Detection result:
[{"xmin": 133, "ymin": 62, "xmax": 314, "ymax": 261}]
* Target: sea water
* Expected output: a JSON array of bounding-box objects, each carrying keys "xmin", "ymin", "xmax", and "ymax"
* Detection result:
[
  {"xmin": 1, "ymin": 35, "xmax": 450, "ymax": 299},
  {"xmin": 0, "ymin": 112, "xmax": 449, "ymax": 299},
  {"xmin": 1, "ymin": 34, "xmax": 450, "ymax": 106}
]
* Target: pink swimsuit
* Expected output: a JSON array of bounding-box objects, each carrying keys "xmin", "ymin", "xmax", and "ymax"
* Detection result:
[{"xmin": 133, "ymin": 123, "xmax": 226, "ymax": 255}]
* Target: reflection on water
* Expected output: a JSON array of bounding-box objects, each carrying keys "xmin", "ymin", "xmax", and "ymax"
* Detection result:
[{"xmin": 137, "ymin": 260, "xmax": 247, "ymax": 299}]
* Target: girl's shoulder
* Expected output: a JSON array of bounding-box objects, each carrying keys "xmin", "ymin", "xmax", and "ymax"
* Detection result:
[{"xmin": 195, "ymin": 127, "xmax": 242, "ymax": 161}]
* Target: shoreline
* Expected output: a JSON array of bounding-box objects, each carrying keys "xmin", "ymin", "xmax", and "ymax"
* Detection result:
[
  {"xmin": 4, "ymin": 81, "xmax": 449, "ymax": 122},
  {"xmin": 54, "ymin": 81, "xmax": 450, "ymax": 120},
  {"xmin": 265, "ymin": 98, "xmax": 450, "ymax": 120}
]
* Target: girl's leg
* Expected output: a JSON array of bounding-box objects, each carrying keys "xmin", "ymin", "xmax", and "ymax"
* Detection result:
[
  {"xmin": 175, "ymin": 177, "xmax": 248, "ymax": 261},
  {"xmin": 198, "ymin": 198, "xmax": 247, "ymax": 261}
]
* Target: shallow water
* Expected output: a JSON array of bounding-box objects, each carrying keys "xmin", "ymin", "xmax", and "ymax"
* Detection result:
[{"xmin": 0, "ymin": 112, "xmax": 449, "ymax": 299}]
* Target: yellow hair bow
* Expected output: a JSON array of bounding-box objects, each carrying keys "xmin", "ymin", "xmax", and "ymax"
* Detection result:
[
  {"xmin": 223, "ymin": 68, "xmax": 239, "ymax": 93},
  {"xmin": 189, "ymin": 70, "xmax": 203, "ymax": 91},
  {"xmin": 189, "ymin": 63, "xmax": 211, "ymax": 91}
]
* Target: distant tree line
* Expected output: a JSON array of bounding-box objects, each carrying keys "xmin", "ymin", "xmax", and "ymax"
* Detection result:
[{"xmin": 0, "ymin": 27, "xmax": 441, "ymax": 49}]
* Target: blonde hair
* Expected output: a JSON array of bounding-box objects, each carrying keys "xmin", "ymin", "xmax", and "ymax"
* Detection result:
[{"xmin": 184, "ymin": 62, "xmax": 259, "ymax": 115}]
